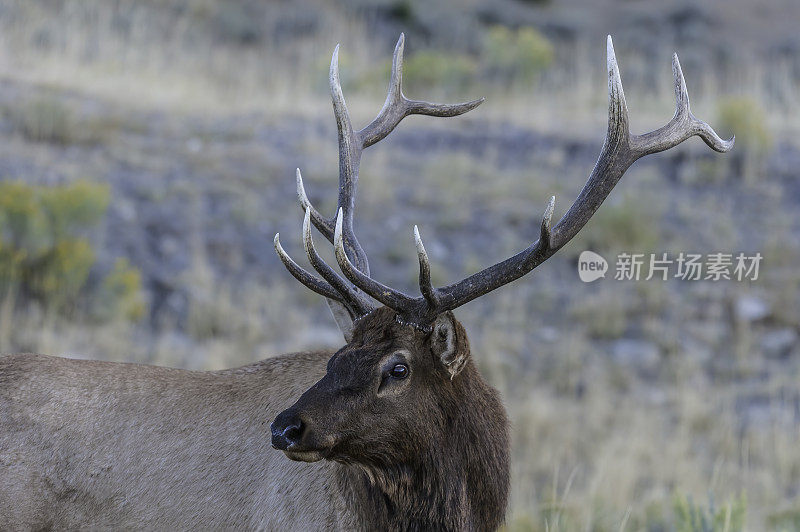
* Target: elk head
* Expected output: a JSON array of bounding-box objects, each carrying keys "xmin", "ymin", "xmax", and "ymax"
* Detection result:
[
  {"xmin": 270, "ymin": 307, "xmax": 472, "ymax": 464},
  {"xmin": 271, "ymin": 34, "xmax": 733, "ymax": 465}
]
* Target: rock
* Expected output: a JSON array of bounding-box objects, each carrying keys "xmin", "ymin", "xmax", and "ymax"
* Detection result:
[
  {"xmin": 186, "ymin": 137, "xmax": 203, "ymax": 154},
  {"xmin": 609, "ymin": 339, "xmax": 660, "ymax": 369},
  {"xmin": 539, "ymin": 326, "xmax": 558, "ymax": 343},
  {"xmin": 116, "ymin": 198, "xmax": 138, "ymax": 222},
  {"xmin": 735, "ymin": 295, "xmax": 770, "ymax": 323},
  {"xmin": 760, "ymin": 328, "xmax": 798, "ymax": 359}
]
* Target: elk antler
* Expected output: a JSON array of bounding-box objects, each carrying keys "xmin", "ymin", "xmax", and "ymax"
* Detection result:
[
  {"xmin": 277, "ymin": 35, "xmax": 733, "ymax": 328},
  {"xmin": 275, "ymin": 33, "xmax": 483, "ymax": 317}
]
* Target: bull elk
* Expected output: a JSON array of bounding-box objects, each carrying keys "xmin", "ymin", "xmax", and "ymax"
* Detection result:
[{"xmin": 0, "ymin": 35, "xmax": 731, "ymax": 530}]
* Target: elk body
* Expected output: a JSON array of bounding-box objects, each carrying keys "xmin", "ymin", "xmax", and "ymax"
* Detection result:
[
  {"xmin": 0, "ymin": 309, "xmax": 506, "ymax": 530},
  {"xmin": 0, "ymin": 35, "xmax": 731, "ymax": 531}
]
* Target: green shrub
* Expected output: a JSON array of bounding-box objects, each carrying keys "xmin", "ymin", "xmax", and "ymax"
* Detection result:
[
  {"xmin": 359, "ymin": 26, "xmax": 552, "ymax": 97},
  {"xmin": 10, "ymin": 96, "xmax": 75, "ymax": 144},
  {"xmin": 570, "ymin": 290, "xmax": 629, "ymax": 339},
  {"xmin": 767, "ymin": 507, "xmax": 800, "ymax": 531},
  {"xmin": 0, "ymin": 181, "xmax": 51, "ymax": 258},
  {"xmin": 25, "ymin": 238, "xmax": 95, "ymax": 312},
  {"xmin": 399, "ymin": 50, "xmax": 476, "ymax": 95},
  {"xmin": 7, "ymin": 95, "xmax": 126, "ymax": 146},
  {"xmin": 98, "ymin": 258, "xmax": 147, "ymax": 322},
  {"xmin": 716, "ymin": 97, "xmax": 771, "ymax": 157},
  {"xmin": 0, "ymin": 180, "xmax": 143, "ymax": 321},
  {"xmin": 716, "ymin": 96, "xmax": 772, "ymax": 182},
  {"xmin": 673, "ymin": 493, "xmax": 746, "ymax": 532},
  {"xmin": 482, "ymin": 26, "xmax": 553, "ymax": 88},
  {"xmin": 0, "ymin": 180, "xmax": 109, "ymax": 311},
  {"xmin": 387, "ymin": 0, "xmax": 414, "ymax": 23},
  {"xmin": 40, "ymin": 179, "xmax": 111, "ymax": 239},
  {"xmin": 575, "ymin": 195, "xmax": 660, "ymax": 255},
  {"xmin": 213, "ymin": 1, "xmax": 264, "ymax": 45}
]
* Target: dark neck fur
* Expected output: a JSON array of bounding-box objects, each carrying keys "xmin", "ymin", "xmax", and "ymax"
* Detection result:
[{"xmin": 336, "ymin": 362, "xmax": 509, "ymax": 531}]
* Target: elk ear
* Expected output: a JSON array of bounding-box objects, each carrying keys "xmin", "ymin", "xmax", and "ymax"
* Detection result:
[
  {"xmin": 430, "ymin": 312, "xmax": 469, "ymax": 379},
  {"xmin": 326, "ymin": 299, "xmax": 354, "ymax": 343}
]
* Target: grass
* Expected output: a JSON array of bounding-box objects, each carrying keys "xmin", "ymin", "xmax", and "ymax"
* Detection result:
[
  {"xmin": 4, "ymin": 93, "xmax": 138, "ymax": 146},
  {"xmin": 0, "ymin": 0, "xmax": 794, "ymax": 133}
]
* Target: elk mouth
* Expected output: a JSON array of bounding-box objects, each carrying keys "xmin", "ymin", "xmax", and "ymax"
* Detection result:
[{"xmin": 282, "ymin": 447, "xmax": 330, "ymax": 463}]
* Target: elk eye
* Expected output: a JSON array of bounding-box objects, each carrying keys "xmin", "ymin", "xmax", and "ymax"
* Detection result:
[{"xmin": 388, "ymin": 363, "xmax": 408, "ymax": 380}]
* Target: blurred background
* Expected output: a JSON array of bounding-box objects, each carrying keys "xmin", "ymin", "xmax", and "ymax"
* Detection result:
[{"xmin": 0, "ymin": 0, "xmax": 797, "ymax": 530}]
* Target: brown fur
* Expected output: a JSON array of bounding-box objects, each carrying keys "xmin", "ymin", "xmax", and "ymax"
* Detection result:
[{"xmin": 0, "ymin": 308, "xmax": 509, "ymax": 530}]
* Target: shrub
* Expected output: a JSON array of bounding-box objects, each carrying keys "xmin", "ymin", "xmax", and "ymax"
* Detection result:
[
  {"xmin": 482, "ymin": 26, "xmax": 553, "ymax": 88},
  {"xmin": 0, "ymin": 180, "xmax": 109, "ymax": 311},
  {"xmin": 716, "ymin": 96, "xmax": 772, "ymax": 182},
  {"xmin": 570, "ymin": 290, "xmax": 629, "ymax": 339},
  {"xmin": 0, "ymin": 180, "xmax": 144, "ymax": 321},
  {"xmin": 40, "ymin": 179, "xmax": 111, "ymax": 239},
  {"xmin": 10, "ymin": 96, "xmax": 75, "ymax": 144},
  {"xmin": 98, "ymin": 258, "xmax": 147, "ymax": 322},
  {"xmin": 767, "ymin": 507, "xmax": 800, "ymax": 531},
  {"xmin": 673, "ymin": 492, "xmax": 746, "ymax": 532},
  {"xmin": 0, "ymin": 181, "xmax": 51, "ymax": 258},
  {"xmin": 25, "ymin": 238, "xmax": 95, "ymax": 312},
  {"xmin": 716, "ymin": 97, "xmax": 771, "ymax": 157},
  {"xmin": 575, "ymin": 195, "xmax": 660, "ymax": 255},
  {"xmin": 212, "ymin": 1, "xmax": 265, "ymax": 45},
  {"xmin": 399, "ymin": 50, "xmax": 476, "ymax": 95},
  {"xmin": 7, "ymin": 95, "xmax": 127, "ymax": 146}
]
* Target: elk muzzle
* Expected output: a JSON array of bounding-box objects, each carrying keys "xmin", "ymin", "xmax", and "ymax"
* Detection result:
[{"xmin": 271, "ymin": 408, "xmax": 329, "ymax": 463}]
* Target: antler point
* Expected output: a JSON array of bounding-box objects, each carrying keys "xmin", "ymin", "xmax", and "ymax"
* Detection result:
[
  {"xmin": 334, "ymin": 208, "xmax": 344, "ymax": 243},
  {"xmin": 295, "ymin": 168, "xmax": 306, "ymax": 198},
  {"xmin": 302, "ymin": 209, "xmax": 312, "ymax": 243},
  {"xmin": 722, "ymin": 135, "xmax": 736, "ymax": 151},
  {"xmin": 413, "ymin": 225, "xmax": 426, "ymax": 253},
  {"xmin": 543, "ymin": 196, "xmax": 555, "ymax": 226},
  {"xmin": 330, "ymin": 45, "xmax": 341, "ymax": 74}
]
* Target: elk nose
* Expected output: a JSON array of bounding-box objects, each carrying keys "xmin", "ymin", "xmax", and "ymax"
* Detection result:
[{"xmin": 271, "ymin": 410, "xmax": 304, "ymax": 450}]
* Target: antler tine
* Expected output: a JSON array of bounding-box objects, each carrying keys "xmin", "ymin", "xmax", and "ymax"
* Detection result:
[
  {"xmin": 296, "ymin": 168, "xmax": 333, "ymax": 241},
  {"xmin": 274, "ymin": 233, "xmax": 343, "ymax": 302},
  {"xmin": 358, "ymin": 33, "xmax": 485, "ymax": 148},
  {"xmin": 328, "ymin": 44, "xmax": 371, "ymax": 276},
  {"xmin": 540, "ymin": 196, "xmax": 555, "ymax": 249},
  {"xmin": 389, "ymin": 35, "xmax": 733, "ymax": 323},
  {"xmin": 631, "ymin": 53, "xmax": 735, "ymax": 156},
  {"xmin": 333, "ymin": 208, "xmax": 416, "ymax": 310},
  {"xmin": 605, "ymin": 35, "xmax": 630, "ymax": 148},
  {"xmin": 301, "ymin": 210, "xmax": 375, "ymax": 316},
  {"xmin": 414, "ymin": 225, "xmax": 439, "ymax": 307}
]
